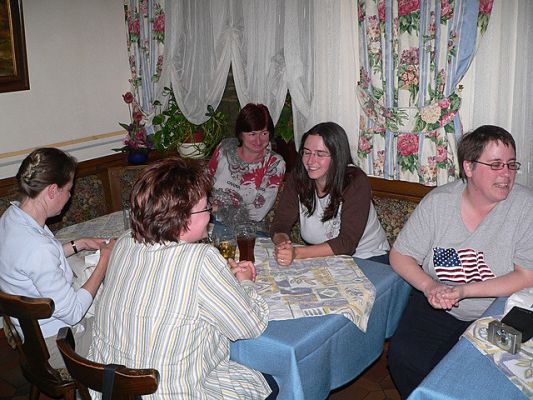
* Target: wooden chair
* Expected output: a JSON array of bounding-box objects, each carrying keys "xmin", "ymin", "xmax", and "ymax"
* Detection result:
[
  {"xmin": 56, "ymin": 327, "xmax": 160, "ymax": 399},
  {"xmin": 106, "ymin": 165, "xmax": 148, "ymax": 212},
  {"xmin": 0, "ymin": 291, "xmax": 76, "ymax": 399}
]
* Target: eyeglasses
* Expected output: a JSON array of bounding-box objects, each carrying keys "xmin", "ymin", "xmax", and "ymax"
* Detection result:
[
  {"xmin": 191, "ymin": 204, "xmax": 213, "ymax": 215},
  {"xmin": 301, "ymin": 149, "xmax": 331, "ymax": 158},
  {"xmin": 243, "ymin": 130, "xmax": 269, "ymax": 138},
  {"xmin": 470, "ymin": 160, "xmax": 521, "ymax": 171}
]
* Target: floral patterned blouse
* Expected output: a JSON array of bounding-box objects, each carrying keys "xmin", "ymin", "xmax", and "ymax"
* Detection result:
[{"xmin": 208, "ymin": 138, "xmax": 285, "ymax": 223}]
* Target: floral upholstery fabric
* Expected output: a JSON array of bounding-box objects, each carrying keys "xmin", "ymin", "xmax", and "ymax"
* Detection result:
[
  {"xmin": 0, "ymin": 176, "xmax": 107, "ymax": 233},
  {"xmin": 47, "ymin": 175, "xmax": 107, "ymax": 233},
  {"xmin": 373, "ymin": 196, "xmax": 417, "ymax": 246},
  {"xmin": 119, "ymin": 167, "xmax": 145, "ymax": 208},
  {"xmin": 0, "ymin": 187, "xmax": 19, "ymax": 218}
]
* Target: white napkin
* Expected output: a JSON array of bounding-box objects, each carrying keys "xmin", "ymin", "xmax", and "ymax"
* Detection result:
[
  {"xmin": 84, "ymin": 250, "xmax": 100, "ymax": 266},
  {"xmin": 505, "ymin": 286, "xmax": 533, "ymax": 314}
]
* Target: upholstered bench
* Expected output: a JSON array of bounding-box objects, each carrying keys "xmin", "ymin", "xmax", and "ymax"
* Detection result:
[{"xmin": 0, "ymin": 152, "xmax": 432, "ymax": 242}]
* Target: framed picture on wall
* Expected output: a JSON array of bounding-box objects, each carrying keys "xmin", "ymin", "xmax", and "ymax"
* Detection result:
[{"xmin": 0, "ymin": 0, "xmax": 29, "ymax": 93}]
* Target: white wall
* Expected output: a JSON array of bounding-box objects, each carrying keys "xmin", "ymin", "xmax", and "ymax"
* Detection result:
[{"xmin": 0, "ymin": 0, "xmax": 130, "ymax": 178}]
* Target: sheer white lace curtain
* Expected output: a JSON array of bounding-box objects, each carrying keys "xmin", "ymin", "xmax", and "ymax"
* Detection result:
[
  {"xmin": 161, "ymin": 0, "xmax": 359, "ymax": 151},
  {"xmin": 159, "ymin": 0, "xmax": 532, "ymax": 187},
  {"xmin": 461, "ymin": 0, "xmax": 533, "ymax": 189}
]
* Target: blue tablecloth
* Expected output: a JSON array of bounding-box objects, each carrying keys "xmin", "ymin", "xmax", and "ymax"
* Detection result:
[
  {"xmin": 408, "ymin": 297, "xmax": 527, "ymax": 400},
  {"xmin": 230, "ymin": 258, "xmax": 411, "ymax": 400}
]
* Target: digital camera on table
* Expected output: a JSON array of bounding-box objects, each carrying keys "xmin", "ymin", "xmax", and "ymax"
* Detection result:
[
  {"xmin": 487, "ymin": 320, "xmax": 522, "ymax": 354},
  {"xmin": 487, "ymin": 306, "xmax": 533, "ymax": 354}
]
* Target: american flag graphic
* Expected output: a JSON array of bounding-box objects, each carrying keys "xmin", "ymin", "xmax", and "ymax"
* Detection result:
[{"xmin": 433, "ymin": 247, "xmax": 496, "ymax": 283}]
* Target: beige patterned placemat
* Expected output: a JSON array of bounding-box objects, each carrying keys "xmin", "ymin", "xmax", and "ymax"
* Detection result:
[
  {"xmin": 253, "ymin": 238, "xmax": 376, "ymax": 332},
  {"xmin": 462, "ymin": 317, "xmax": 533, "ymax": 398}
]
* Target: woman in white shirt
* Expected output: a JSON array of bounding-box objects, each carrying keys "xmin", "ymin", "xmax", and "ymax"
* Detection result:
[{"xmin": 270, "ymin": 122, "xmax": 389, "ymax": 266}]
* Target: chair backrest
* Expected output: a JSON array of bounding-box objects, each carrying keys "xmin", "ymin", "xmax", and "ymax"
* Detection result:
[
  {"xmin": 56, "ymin": 327, "xmax": 160, "ymax": 399},
  {"xmin": 107, "ymin": 165, "xmax": 148, "ymax": 212},
  {"xmin": 0, "ymin": 291, "xmax": 76, "ymax": 397}
]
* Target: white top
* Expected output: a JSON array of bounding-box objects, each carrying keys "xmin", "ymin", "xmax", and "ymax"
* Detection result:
[{"xmin": 300, "ymin": 193, "xmax": 389, "ymax": 259}]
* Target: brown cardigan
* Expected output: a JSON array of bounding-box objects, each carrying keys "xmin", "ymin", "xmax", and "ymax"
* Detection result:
[{"xmin": 270, "ymin": 166, "xmax": 372, "ymax": 255}]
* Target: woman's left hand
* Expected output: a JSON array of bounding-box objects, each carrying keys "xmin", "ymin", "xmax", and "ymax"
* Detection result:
[
  {"xmin": 228, "ymin": 258, "xmax": 256, "ymax": 282},
  {"xmin": 425, "ymin": 282, "xmax": 461, "ymax": 310},
  {"xmin": 77, "ymin": 237, "xmax": 111, "ymax": 252}
]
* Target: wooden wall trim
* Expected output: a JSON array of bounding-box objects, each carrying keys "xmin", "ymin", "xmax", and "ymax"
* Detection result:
[{"xmin": 369, "ymin": 176, "xmax": 433, "ymax": 203}]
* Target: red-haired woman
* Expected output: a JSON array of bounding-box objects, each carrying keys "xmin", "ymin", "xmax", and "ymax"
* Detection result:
[{"xmin": 90, "ymin": 156, "xmax": 278, "ymax": 399}]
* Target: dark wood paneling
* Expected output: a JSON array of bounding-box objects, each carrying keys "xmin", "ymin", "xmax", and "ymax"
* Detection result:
[{"xmin": 369, "ymin": 176, "xmax": 433, "ymax": 203}]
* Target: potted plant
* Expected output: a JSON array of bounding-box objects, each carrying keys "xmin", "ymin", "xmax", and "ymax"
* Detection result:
[
  {"xmin": 113, "ymin": 92, "xmax": 153, "ymax": 164},
  {"xmin": 151, "ymin": 87, "xmax": 227, "ymax": 158},
  {"xmin": 275, "ymin": 93, "xmax": 298, "ymax": 172}
]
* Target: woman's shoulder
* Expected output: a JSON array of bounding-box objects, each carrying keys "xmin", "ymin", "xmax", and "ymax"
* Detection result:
[
  {"xmin": 219, "ymin": 137, "xmax": 239, "ymax": 151},
  {"xmin": 345, "ymin": 164, "xmax": 366, "ymax": 177},
  {"xmin": 344, "ymin": 166, "xmax": 370, "ymax": 188},
  {"xmin": 177, "ymin": 242, "xmax": 222, "ymax": 261},
  {"xmin": 1, "ymin": 205, "xmax": 53, "ymax": 244},
  {"xmin": 424, "ymin": 180, "xmax": 463, "ymax": 201},
  {"xmin": 510, "ymin": 183, "xmax": 533, "ymax": 201}
]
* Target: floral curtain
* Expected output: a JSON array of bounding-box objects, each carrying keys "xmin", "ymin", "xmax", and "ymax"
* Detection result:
[
  {"xmin": 123, "ymin": 0, "xmax": 166, "ymax": 134},
  {"xmin": 356, "ymin": 0, "xmax": 493, "ymax": 185}
]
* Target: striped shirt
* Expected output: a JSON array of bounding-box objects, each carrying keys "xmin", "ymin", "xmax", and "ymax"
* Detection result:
[{"xmin": 89, "ymin": 233, "xmax": 271, "ymax": 399}]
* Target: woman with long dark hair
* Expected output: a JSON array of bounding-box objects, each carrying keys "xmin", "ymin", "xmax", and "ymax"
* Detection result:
[{"xmin": 270, "ymin": 122, "xmax": 389, "ymax": 266}]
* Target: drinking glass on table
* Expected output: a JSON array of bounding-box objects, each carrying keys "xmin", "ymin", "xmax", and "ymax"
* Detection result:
[
  {"xmin": 212, "ymin": 225, "xmax": 236, "ymax": 260},
  {"xmin": 122, "ymin": 207, "xmax": 131, "ymax": 230},
  {"xmin": 235, "ymin": 223, "xmax": 256, "ymax": 263}
]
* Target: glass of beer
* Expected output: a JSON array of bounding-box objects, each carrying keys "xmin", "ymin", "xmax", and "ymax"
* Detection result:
[
  {"xmin": 212, "ymin": 225, "xmax": 236, "ymax": 260},
  {"xmin": 235, "ymin": 223, "xmax": 256, "ymax": 263}
]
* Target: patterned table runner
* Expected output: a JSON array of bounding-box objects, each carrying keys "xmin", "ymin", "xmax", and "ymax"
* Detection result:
[
  {"xmin": 251, "ymin": 238, "xmax": 376, "ymax": 332},
  {"xmin": 462, "ymin": 317, "xmax": 533, "ymax": 398},
  {"xmin": 57, "ymin": 216, "xmax": 376, "ymax": 333}
]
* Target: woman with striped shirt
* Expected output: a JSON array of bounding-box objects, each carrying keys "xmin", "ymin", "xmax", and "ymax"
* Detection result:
[{"xmin": 89, "ymin": 156, "xmax": 277, "ymax": 399}]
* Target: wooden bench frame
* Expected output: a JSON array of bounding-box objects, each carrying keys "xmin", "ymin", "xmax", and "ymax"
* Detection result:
[{"xmin": 0, "ymin": 153, "xmax": 433, "ymax": 230}]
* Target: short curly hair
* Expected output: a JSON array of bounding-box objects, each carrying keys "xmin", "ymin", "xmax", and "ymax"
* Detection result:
[{"xmin": 130, "ymin": 156, "xmax": 213, "ymax": 244}]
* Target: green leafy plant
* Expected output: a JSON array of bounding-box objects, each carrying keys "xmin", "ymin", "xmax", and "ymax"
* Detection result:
[
  {"xmin": 151, "ymin": 87, "xmax": 227, "ymax": 157},
  {"xmin": 275, "ymin": 94, "xmax": 294, "ymax": 143}
]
